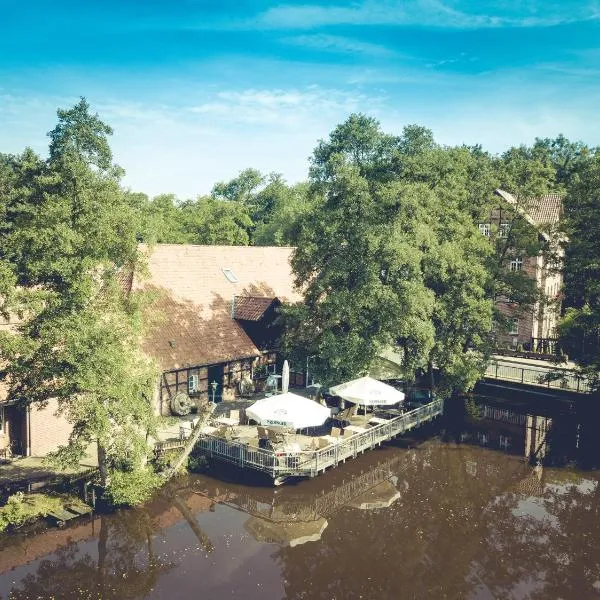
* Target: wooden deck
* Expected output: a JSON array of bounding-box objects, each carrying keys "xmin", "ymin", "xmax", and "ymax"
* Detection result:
[{"xmin": 184, "ymin": 399, "xmax": 444, "ymax": 484}]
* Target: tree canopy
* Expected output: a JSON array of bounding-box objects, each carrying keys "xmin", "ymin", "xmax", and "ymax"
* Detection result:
[
  {"xmin": 283, "ymin": 115, "xmax": 494, "ymax": 390},
  {"xmin": 0, "ymin": 98, "xmax": 160, "ymax": 503}
]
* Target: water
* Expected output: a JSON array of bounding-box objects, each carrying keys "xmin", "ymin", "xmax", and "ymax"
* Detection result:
[{"xmin": 1, "ymin": 395, "xmax": 599, "ymax": 600}]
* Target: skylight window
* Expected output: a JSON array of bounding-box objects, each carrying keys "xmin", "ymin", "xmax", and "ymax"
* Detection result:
[{"xmin": 222, "ymin": 268, "xmax": 238, "ymax": 283}]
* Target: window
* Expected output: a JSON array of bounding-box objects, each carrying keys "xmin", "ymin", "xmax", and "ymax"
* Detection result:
[
  {"xmin": 499, "ymin": 223, "xmax": 510, "ymax": 238},
  {"xmin": 509, "ymin": 257, "xmax": 523, "ymax": 271},
  {"xmin": 222, "ymin": 268, "xmax": 238, "ymax": 283},
  {"xmin": 478, "ymin": 223, "xmax": 491, "ymax": 237},
  {"xmin": 0, "ymin": 406, "xmax": 4, "ymax": 435},
  {"xmin": 509, "ymin": 318, "xmax": 519, "ymax": 335},
  {"xmin": 188, "ymin": 374, "xmax": 199, "ymax": 394}
]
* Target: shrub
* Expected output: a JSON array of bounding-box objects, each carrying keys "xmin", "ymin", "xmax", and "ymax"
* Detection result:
[
  {"xmin": 104, "ymin": 469, "xmax": 162, "ymax": 507},
  {"xmin": 188, "ymin": 453, "xmax": 210, "ymax": 473},
  {"xmin": 0, "ymin": 492, "xmax": 63, "ymax": 532}
]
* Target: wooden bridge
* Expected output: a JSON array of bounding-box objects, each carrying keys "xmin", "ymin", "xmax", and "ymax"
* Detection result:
[{"xmin": 193, "ymin": 399, "xmax": 443, "ymax": 484}]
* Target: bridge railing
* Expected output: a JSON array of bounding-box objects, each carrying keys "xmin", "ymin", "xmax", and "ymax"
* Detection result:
[{"xmin": 485, "ymin": 362, "xmax": 592, "ymax": 393}]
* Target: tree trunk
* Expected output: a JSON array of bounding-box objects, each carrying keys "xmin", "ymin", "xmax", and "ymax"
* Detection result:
[
  {"xmin": 97, "ymin": 441, "xmax": 109, "ymax": 488},
  {"xmin": 171, "ymin": 494, "xmax": 214, "ymax": 552},
  {"xmin": 160, "ymin": 402, "xmax": 216, "ymax": 480}
]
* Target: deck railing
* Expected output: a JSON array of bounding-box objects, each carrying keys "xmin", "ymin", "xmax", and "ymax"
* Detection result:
[
  {"xmin": 194, "ymin": 399, "xmax": 444, "ymax": 481},
  {"xmin": 484, "ymin": 362, "xmax": 592, "ymax": 393}
]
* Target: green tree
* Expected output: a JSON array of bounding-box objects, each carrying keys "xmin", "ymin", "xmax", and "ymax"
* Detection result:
[
  {"xmin": 283, "ymin": 115, "xmax": 493, "ymax": 390},
  {"xmin": 211, "ymin": 167, "xmax": 265, "ymax": 204},
  {"xmin": 253, "ymin": 179, "xmax": 311, "ymax": 246},
  {"xmin": 180, "ymin": 196, "xmax": 253, "ymax": 245},
  {"xmin": 559, "ymin": 151, "xmax": 600, "ymax": 389},
  {"xmin": 0, "ymin": 99, "xmax": 159, "ymax": 502}
]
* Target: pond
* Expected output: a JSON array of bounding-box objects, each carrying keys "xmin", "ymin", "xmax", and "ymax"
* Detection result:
[{"xmin": 1, "ymin": 394, "xmax": 599, "ymax": 599}]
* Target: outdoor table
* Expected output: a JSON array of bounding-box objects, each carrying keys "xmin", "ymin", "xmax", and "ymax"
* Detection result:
[
  {"xmin": 344, "ymin": 425, "xmax": 367, "ymax": 435},
  {"xmin": 279, "ymin": 442, "xmax": 302, "ymax": 454},
  {"xmin": 276, "ymin": 442, "xmax": 302, "ymax": 468},
  {"xmin": 368, "ymin": 416, "xmax": 389, "ymax": 425},
  {"xmin": 214, "ymin": 416, "xmax": 238, "ymax": 427},
  {"xmin": 318, "ymin": 435, "xmax": 339, "ymax": 448},
  {"xmin": 200, "ymin": 425, "xmax": 218, "ymax": 435}
]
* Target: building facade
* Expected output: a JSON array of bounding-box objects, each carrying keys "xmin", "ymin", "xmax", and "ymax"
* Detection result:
[
  {"xmin": 134, "ymin": 244, "xmax": 302, "ymax": 416},
  {"xmin": 480, "ymin": 189, "xmax": 564, "ymax": 351}
]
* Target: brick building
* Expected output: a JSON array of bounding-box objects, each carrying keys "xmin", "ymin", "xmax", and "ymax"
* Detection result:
[
  {"xmin": 1, "ymin": 244, "xmax": 301, "ymax": 456},
  {"xmin": 482, "ymin": 189, "xmax": 564, "ymax": 351},
  {"xmin": 133, "ymin": 244, "xmax": 302, "ymax": 416},
  {"xmin": 0, "ymin": 317, "xmax": 73, "ymax": 458}
]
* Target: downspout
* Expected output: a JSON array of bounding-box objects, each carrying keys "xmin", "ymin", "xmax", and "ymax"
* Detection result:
[{"xmin": 27, "ymin": 403, "xmax": 32, "ymax": 457}]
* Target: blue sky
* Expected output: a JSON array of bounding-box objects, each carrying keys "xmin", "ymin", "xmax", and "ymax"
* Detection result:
[{"xmin": 1, "ymin": 1, "xmax": 599, "ymax": 198}]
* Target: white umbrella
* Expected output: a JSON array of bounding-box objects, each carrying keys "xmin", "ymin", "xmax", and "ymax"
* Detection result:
[
  {"xmin": 346, "ymin": 480, "xmax": 401, "ymax": 510},
  {"xmin": 329, "ymin": 376, "xmax": 405, "ymax": 406},
  {"xmin": 244, "ymin": 516, "xmax": 328, "ymax": 547},
  {"xmin": 246, "ymin": 392, "xmax": 330, "ymax": 429},
  {"xmin": 282, "ymin": 360, "xmax": 290, "ymax": 394}
]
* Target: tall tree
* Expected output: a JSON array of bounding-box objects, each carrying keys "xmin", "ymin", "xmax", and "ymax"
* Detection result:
[
  {"xmin": 283, "ymin": 116, "xmax": 493, "ymax": 390},
  {"xmin": 559, "ymin": 152, "xmax": 600, "ymax": 389},
  {"xmin": 0, "ymin": 99, "xmax": 159, "ymax": 503}
]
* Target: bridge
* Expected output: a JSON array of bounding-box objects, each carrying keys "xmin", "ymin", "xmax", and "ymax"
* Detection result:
[{"xmin": 482, "ymin": 355, "xmax": 592, "ymax": 395}]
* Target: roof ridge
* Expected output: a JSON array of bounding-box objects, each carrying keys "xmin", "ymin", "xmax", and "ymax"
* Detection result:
[{"xmin": 141, "ymin": 243, "xmax": 297, "ymax": 250}]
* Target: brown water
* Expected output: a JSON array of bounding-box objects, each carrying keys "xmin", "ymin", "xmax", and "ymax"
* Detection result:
[{"xmin": 1, "ymin": 397, "xmax": 600, "ymax": 600}]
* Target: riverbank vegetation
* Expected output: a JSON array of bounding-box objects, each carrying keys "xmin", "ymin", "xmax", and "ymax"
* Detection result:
[{"xmin": 1, "ymin": 98, "xmax": 599, "ymax": 508}]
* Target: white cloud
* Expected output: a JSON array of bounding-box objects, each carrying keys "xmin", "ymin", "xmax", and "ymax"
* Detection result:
[
  {"xmin": 249, "ymin": 0, "xmax": 600, "ymax": 30},
  {"xmin": 282, "ymin": 33, "xmax": 396, "ymax": 57}
]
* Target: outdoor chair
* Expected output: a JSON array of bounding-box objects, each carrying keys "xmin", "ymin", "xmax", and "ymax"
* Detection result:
[
  {"xmin": 229, "ymin": 409, "xmax": 240, "ymax": 424},
  {"xmin": 331, "ymin": 426, "xmax": 343, "ymax": 438},
  {"xmin": 215, "ymin": 425, "xmax": 228, "ymax": 438},
  {"xmin": 267, "ymin": 429, "xmax": 285, "ymax": 445}
]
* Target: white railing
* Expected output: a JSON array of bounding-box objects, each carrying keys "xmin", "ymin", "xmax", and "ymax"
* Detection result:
[{"xmin": 195, "ymin": 399, "xmax": 444, "ymax": 480}]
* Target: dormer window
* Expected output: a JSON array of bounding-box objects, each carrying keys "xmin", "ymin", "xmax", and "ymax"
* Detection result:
[{"xmin": 222, "ymin": 268, "xmax": 238, "ymax": 283}]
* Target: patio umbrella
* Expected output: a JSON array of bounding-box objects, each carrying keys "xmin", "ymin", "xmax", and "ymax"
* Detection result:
[
  {"xmin": 244, "ymin": 516, "xmax": 328, "ymax": 547},
  {"xmin": 329, "ymin": 376, "xmax": 405, "ymax": 407},
  {"xmin": 346, "ymin": 480, "xmax": 401, "ymax": 510},
  {"xmin": 246, "ymin": 392, "xmax": 330, "ymax": 429},
  {"xmin": 282, "ymin": 360, "xmax": 290, "ymax": 393}
]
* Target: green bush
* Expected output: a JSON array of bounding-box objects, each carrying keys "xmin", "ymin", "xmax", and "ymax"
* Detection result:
[
  {"xmin": 188, "ymin": 453, "xmax": 209, "ymax": 472},
  {"xmin": 104, "ymin": 469, "xmax": 162, "ymax": 507},
  {"xmin": 0, "ymin": 492, "xmax": 63, "ymax": 532}
]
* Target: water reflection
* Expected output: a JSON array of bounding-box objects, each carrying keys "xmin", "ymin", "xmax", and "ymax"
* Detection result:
[
  {"xmin": 445, "ymin": 395, "xmax": 600, "ymax": 469},
  {"xmin": 1, "ymin": 396, "xmax": 599, "ymax": 599}
]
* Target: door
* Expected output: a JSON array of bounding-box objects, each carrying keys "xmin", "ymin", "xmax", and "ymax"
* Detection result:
[{"xmin": 207, "ymin": 364, "xmax": 224, "ymax": 403}]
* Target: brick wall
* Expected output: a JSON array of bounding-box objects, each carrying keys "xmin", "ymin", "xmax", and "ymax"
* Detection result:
[{"xmin": 28, "ymin": 398, "xmax": 73, "ymax": 457}]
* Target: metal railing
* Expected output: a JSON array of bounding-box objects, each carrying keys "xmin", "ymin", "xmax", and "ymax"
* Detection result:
[
  {"xmin": 194, "ymin": 399, "xmax": 444, "ymax": 481},
  {"xmin": 482, "ymin": 405, "xmax": 527, "ymax": 426},
  {"xmin": 485, "ymin": 362, "xmax": 592, "ymax": 393}
]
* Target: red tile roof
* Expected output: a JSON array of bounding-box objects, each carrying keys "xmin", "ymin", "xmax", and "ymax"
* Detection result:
[
  {"xmin": 233, "ymin": 296, "xmax": 278, "ymax": 321},
  {"xmin": 494, "ymin": 189, "xmax": 563, "ymax": 239},
  {"xmin": 522, "ymin": 194, "xmax": 562, "ymax": 226},
  {"xmin": 135, "ymin": 245, "xmax": 301, "ymax": 370}
]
